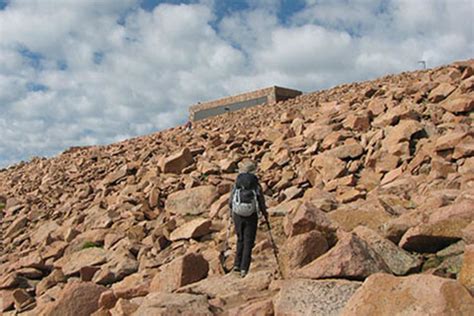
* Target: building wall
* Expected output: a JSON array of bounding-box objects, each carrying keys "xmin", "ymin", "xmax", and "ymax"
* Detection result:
[
  {"xmin": 193, "ymin": 96, "xmax": 268, "ymax": 121},
  {"xmin": 189, "ymin": 86, "xmax": 302, "ymax": 121},
  {"xmin": 274, "ymin": 86, "xmax": 303, "ymax": 102}
]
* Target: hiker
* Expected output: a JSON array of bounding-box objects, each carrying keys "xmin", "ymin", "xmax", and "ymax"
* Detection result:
[
  {"xmin": 184, "ymin": 121, "xmax": 192, "ymax": 131},
  {"xmin": 228, "ymin": 160, "xmax": 268, "ymax": 278}
]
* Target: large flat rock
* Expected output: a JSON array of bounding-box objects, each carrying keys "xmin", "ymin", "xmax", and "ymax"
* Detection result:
[
  {"xmin": 165, "ymin": 185, "xmax": 219, "ymax": 215},
  {"xmin": 353, "ymin": 226, "xmax": 422, "ymax": 275},
  {"xmin": 294, "ymin": 232, "xmax": 390, "ymax": 280},
  {"xmin": 341, "ymin": 273, "xmax": 474, "ymax": 316},
  {"xmin": 54, "ymin": 247, "xmax": 107, "ymax": 276},
  {"xmin": 177, "ymin": 270, "xmax": 273, "ymax": 303},
  {"xmin": 132, "ymin": 292, "xmax": 212, "ymax": 316},
  {"xmin": 40, "ymin": 281, "xmax": 107, "ymax": 316},
  {"xmin": 273, "ymin": 279, "xmax": 362, "ymax": 316}
]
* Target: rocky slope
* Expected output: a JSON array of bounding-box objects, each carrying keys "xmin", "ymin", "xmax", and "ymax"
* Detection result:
[{"xmin": 1, "ymin": 59, "xmax": 473, "ymax": 315}]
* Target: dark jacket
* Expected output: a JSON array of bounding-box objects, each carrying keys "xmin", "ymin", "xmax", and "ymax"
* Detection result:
[{"xmin": 229, "ymin": 173, "xmax": 267, "ymax": 217}]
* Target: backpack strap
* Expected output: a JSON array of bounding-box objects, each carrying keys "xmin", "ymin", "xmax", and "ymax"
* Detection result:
[
  {"xmin": 253, "ymin": 189, "xmax": 260, "ymax": 217},
  {"xmin": 233, "ymin": 188, "xmax": 241, "ymax": 204}
]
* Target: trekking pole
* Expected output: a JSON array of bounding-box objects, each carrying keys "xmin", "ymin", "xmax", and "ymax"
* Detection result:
[
  {"xmin": 219, "ymin": 218, "xmax": 232, "ymax": 273},
  {"xmin": 264, "ymin": 215, "xmax": 283, "ymax": 279}
]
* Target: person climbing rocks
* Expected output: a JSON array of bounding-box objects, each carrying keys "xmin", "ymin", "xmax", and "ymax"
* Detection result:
[
  {"xmin": 228, "ymin": 160, "xmax": 268, "ymax": 278},
  {"xmin": 184, "ymin": 120, "xmax": 192, "ymax": 131}
]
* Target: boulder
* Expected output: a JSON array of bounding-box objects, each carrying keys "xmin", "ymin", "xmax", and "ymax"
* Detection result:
[
  {"xmin": 281, "ymin": 230, "xmax": 328, "ymax": 273},
  {"xmin": 311, "ymin": 154, "xmax": 346, "ymax": 183},
  {"xmin": 303, "ymin": 123, "xmax": 333, "ymax": 141},
  {"xmin": 283, "ymin": 202, "xmax": 336, "ymax": 241},
  {"xmin": 441, "ymin": 95, "xmax": 474, "ymax": 113},
  {"xmin": 1, "ymin": 289, "xmax": 14, "ymax": 312},
  {"xmin": 325, "ymin": 175, "xmax": 357, "ymax": 192},
  {"xmin": 0, "ymin": 272, "xmax": 27, "ymax": 290},
  {"xmin": 428, "ymin": 82, "xmax": 456, "ymax": 102},
  {"xmin": 294, "ymin": 232, "xmax": 390, "ymax": 280},
  {"xmin": 150, "ymin": 252, "xmax": 209, "ymax": 293},
  {"xmin": 102, "ymin": 165, "xmax": 130, "ymax": 186},
  {"xmin": 462, "ymin": 222, "xmax": 474, "ymax": 244},
  {"xmin": 459, "ymin": 244, "xmax": 474, "ymax": 295},
  {"xmin": 80, "ymin": 266, "xmax": 100, "ymax": 282},
  {"xmin": 54, "ymin": 247, "xmax": 107, "ymax": 276},
  {"xmin": 228, "ymin": 298, "xmax": 273, "ymax": 316},
  {"xmin": 41, "ymin": 281, "xmax": 107, "ymax": 316},
  {"xmin": 267, "ymin": 199, "xmax": 302, "ymax": 217},
  {"xmin": 382, "ymin": 120, "xmax": 423, "ymax": 149},
  {"xmin": 93, "ymin": 252, "xmax": 139, "ymax": 285},
  {"xmin": 63, "ymin": 229, "xmax": 109, "ymax": 256},
  {"xmin": 281, "ymin": 186, "xmax": 303, "ymax": 201},
  {"xmin": 36, "ymin": 269, "xmax": 66, "ymax": 296},
  {"xmin": 209, "ymin": 193, "xmax": 230, "ymax": 218},
  {"xmin": 435, "ymin": 131, "xmax": 469, "ymax": 151},
  {"xmin": 82, "ymin": 205, "xmax": 112, "ymax": 230},
  {"xmin": 367, "ymin": 98, "xmax": 386, "ymax": 116},
  {"xmin": 283, "ymin": 202, "xmax": 317, "ymax": 237},
  {"xmin": 343, "ymin": 113, "xmax": 370, "ymax": 132},
  {"xmin": 399, "ymin": 200, "xmax": 474, "ymax": 252},
  {"xmin": 132, "ymin": 293, "xmax": 212, "ymax": 316},
  {"xmin": 273, "ymin": 279, "xmax": 362, "ymax": 316},
  {"xmin": 327, "ymin": 142, "xmax": 364, "ymax": 160},
  {"xmin": 372, "ymin": 105, "xmax": 418, "ymax": 127},
  {"xmin": 42, "ymin": 241, "xmax": 68, "ymax": 261},
  {"xmin": 109, "ymin": 298, "xmax": 139, "ymax": 315},
  {"xmin": 340, "ymin": 273, "xmax": 474, "ymax": 316},
  {"xmin": 5, "ymin": 215, "xmax": 27, "ymax": 238},
  {"xmin": 15, "ymin": 251, "xmax": 46, "ymax": 270},
  {"xmin": 453, "ymin": 140, "xmax": 474, "ymax": 159},
  {"xmin": 169, "ymin": 218, "xmax": 212, "ymax": 241},
  {"xmin": 12, "ymin": 288, "xmax": 34, "ymax": 310},
  {"xmin": 336, "ymin": 189, "xmax": 366, "ymax": 203},
  {"xmin": 328, "ymin": 199, "xmax": 393, "ymax": 232},
  {"xmin": 218, "ymin": 158, "xmax": 238, "ymax": 173},
  {"xmin": 291, "ymin": 117, "xmax": 305, "ymax": 135},
  {"xmin": 197, "ymin": 160, "xmax": 220, "ymax": 175},
  {"xmin": 30, "ymin": 220, "xmax": 60, "ymax": 245},
  {"xmin": 375, "ymin": 152, "xmax": 400, "ymax": 173},
  {"xmin": 165, "ymin": 185, "xmax": 218, "ymax": 216},
  {"xmin": 178, "ymin": 270, "xmax": 273, "ymax": 303},
  {"xmin": 353, "ymin": 226, "xmax": 422, "ymax": 275},
  {"xmin": 111, "ymin": 270, "xmax": 153, "ymax": 299},
  {"xmin": 16, "ymin": 267, "xmax": 43, "ymax": 279},
  {"xmin": 381, "ymin": 208, "xmax": 428, "ymax": 243},
  {"xmin": 321, "ymin": 131, "xmax": 344, "ymax": 149},
  {"xmin": 303, "ymin": 189, "xmax": 338, "ymax": 213},
  {"xmin": 161, "ymin": 148, "xmax": 194, "ymax": 174}
]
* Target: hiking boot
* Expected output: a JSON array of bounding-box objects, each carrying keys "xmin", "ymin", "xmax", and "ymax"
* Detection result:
[
  {"xmin": 233, "ymin": 266, "xmax": 240, "ymax": 274},
  {"xmin": 240, "ymin": 270, "xmax": 247, "ymax": 278}
]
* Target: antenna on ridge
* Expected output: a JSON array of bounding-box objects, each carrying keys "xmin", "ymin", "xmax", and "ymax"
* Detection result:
[{"xmin": 418, "ymin": 60, "xmax": 426, "ymax": 69}]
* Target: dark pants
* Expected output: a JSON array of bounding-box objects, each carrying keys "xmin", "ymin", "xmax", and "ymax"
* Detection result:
[{"xmin": 233, "ymin": 212, "xmax": 258, "ymax": 272}]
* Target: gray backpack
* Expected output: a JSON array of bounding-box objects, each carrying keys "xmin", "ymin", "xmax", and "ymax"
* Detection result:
[{"xmin": 232, "ymin": 188, "xmax": 259, "ymax": 217}]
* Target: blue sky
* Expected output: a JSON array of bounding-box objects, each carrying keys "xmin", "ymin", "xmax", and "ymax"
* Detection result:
[{"xmin": 0, "ymin": 0, "xmax": 473, "ymax": 168}]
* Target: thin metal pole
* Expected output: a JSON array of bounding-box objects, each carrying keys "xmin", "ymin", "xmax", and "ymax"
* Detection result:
[{"xmin": 265, "ymin": 218, "xmax": 283, "ymax": 279}]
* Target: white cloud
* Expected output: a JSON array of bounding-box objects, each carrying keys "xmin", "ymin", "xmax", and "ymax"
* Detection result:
[
  {"xmin": 0, "ymin": 0, "xmax": 473, "ymax": 167},
  {"xmin": 256, "ymin": 25, "xmax": 353, "ymax": 74}
]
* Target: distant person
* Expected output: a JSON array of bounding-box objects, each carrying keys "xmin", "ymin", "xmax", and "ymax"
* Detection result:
[
  {"xmin": 228, "ymin": 160, "xmax": 268, "ymax": 278},
  {"xmin": 184, "ymin": 120, "xmax": 192, "ymax": 131}
]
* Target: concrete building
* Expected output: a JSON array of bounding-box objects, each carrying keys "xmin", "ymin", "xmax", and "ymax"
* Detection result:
[{"xmin": 189, "ymin": 86, "xmax": 302, "ymax": 121}]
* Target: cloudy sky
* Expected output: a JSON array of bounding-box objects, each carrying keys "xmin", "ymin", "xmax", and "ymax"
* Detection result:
[{"xmin": 0, "ymin": 0, "xmax": 473, "ymax": 168}]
